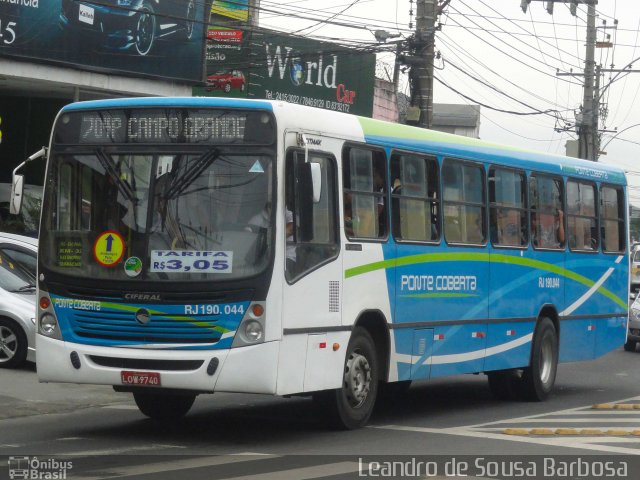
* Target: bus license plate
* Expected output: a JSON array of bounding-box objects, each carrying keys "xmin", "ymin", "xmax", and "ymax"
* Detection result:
[{"xmin": 121, "ymin": 371, "xmax": 161, "ymax": 387}]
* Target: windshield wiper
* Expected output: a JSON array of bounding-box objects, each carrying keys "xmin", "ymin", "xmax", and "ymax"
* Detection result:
[
  {"xmin": 12, "ymin": 284, "xmax": 36, "ymax": 293},
  {"xmin": 162, "ymin": 148, "xmax": 220, "ymax": 200},
  {"xmin": 95, "ymin": 148, "xmax": 137, "ymax": 204}
]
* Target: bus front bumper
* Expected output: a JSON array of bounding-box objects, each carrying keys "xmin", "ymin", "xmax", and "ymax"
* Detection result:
[{"xmin": 36, "ymin": 335, "xmax": 279, "ymax": 394}]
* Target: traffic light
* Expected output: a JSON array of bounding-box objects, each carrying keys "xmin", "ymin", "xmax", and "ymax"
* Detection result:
[
  {"xmin": 546, "ymin": 1, "xmax": 554, "ymax": 14},
  {"xmin": 0, "ymin": 115, "xmax": 3, "ymax": 144}
]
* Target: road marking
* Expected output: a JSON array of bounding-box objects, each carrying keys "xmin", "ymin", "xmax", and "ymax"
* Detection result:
[
  {"xmin": 217, "ymin": 461, "xmax": 362, "ymax": 480},
  {"xmin": 372, "ymin": 424, "xmax": 640, "ymax": 454},
  {"xmin": 69, "ymin": 443, "xmax": 187, "ymax": 457},
  {"xmin": 489, "ymin": 417, "xmax": 640, "ymax": 423},
  {"xmin": 372, "ymin": 395, "xmax": 640, "ymax": 455},
  {"xmin": 70, "ymin": 454, "xmax": 280, "ymax": 480}
]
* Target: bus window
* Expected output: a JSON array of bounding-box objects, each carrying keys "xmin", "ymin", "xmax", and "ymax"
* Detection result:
[
  {"xmin": 390, "ymin": 152, "xmax": 439, "ymax": 242},
  {"xmin": 530, "ymin": 174, "xmax": 565, "ymax": 249},
  {"xmin": 58, "ymin": 162, "xmax": 73, "ymax": 231},
  {"xmin": 342, "ymin": 146, "xmax": 387, "ymax": 240},
  {"xmin": 442, "ymin": 160, "xmax": 485, "ymax": 245},
  {"xmin": 601, "ymin": 185, "xmax": 625, "ymax": 253},
  {"xmin": 285, "ymin": 151, "xmax": 338, "ymax": 282},
  {"xmin": 489, "ymin": 167, "xmax": 527, "ymax": 248},
  {"xmin": 567, "ymin": 180, "xmax": 597, "ymax": 251}
]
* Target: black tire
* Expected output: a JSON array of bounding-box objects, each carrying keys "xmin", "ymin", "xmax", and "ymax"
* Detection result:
[
  {"xmin": 0, "ymin": 318, "xmax": 28, "ymax": 369},
  {"xmin": 133, "ymin": 392, "xmax": 196, "ymax": 420},
  {"xmin": 487, "ymin": 370, "xmax": 520, "ymax": 400},
  {"xmin": 520, "ymin": 317, "xmax": 558, "ymax": 401},
  {"xmin": 326, "ymin": 327, "xmax": 379, "ymax": 429},
  {"xmin": 177, "ymin": 0, "xmax": 196, "ymax": 41},
  {"xmin": 134, "ymin": 4, "xmax": 156, "ymax": 56},
  {"xmin": 624, "ymin": 339, "xmax": 637, "ymax": 352}
]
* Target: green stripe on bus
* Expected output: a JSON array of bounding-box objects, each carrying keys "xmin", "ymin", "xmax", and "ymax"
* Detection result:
[{"xmin": 344, "ymin": 252, "xmax": 626, "ymax": 309}]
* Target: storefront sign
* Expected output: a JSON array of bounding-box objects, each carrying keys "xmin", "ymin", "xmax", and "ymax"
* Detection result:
[{"xmin": 195, "ymin": 30, "xmax": 376, "ymax": 117}]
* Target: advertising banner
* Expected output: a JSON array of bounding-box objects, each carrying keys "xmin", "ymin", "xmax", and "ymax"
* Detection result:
[
  {"xmin": 212, "ymin": 0, "xmax": 249, "ymax": 22},
  {"xmin": 0, "ymin": 0, "xmax": 210, "ymax": 83},
  {"xmin": 195, "ymin": 29, "xmax": 376, "ymax": 117}
]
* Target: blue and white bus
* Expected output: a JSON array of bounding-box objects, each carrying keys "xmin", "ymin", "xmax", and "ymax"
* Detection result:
[{"xmin": 27, "ymin": 97, "xmax": 628, "ymax": 429}]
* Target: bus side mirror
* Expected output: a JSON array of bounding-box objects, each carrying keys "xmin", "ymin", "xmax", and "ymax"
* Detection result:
[
  {"xmin": 10, "ymin": 146, "xmax": 47, "ymax": 215},
  {"xmin": 310, "ymin": 162, "xmax": 322, "ymax": 203},
  {"xmin": 10, "ymin": 173, "xmax": 24, "ymax": 215}
]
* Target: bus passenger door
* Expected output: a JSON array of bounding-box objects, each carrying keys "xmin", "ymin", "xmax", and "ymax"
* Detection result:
[{"xmin": 280, "ymin": 144, "xmax": 344, "ymax": 394}]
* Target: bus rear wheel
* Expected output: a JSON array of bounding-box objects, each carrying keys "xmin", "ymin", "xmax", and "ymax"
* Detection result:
[
  {"xmin": 133, "ymin": 391, "xmax": 196, "ymax": 420},
  {"xmin": 520, "ymin": 317, "xmax": 558, "ymax": 401},
  {"xmin": 327, "ymin": 327, "xmax": 378, "ymax": 429}
]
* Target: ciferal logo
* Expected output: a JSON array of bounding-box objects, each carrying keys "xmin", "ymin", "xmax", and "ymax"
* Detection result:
[{"xmin": 124, "ymin": 293, "xmax": 162, "ymax": 301}]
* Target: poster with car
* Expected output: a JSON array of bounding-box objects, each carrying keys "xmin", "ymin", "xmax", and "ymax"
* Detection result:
[
  {"xmin": 0, "ymin": 0, "xmax": 211, "ymax": 84},
  {"xmin": 195, "ymin": 28, "xmax": 376, "ymax": 117},
  {"xmin": 193, "ymin": 1, "xmax": 250, "ymax": 99}
]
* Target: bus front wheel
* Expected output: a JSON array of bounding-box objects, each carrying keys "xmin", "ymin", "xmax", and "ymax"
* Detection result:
[
  {"xmin": 520, "ymin": 317, "xmax": 558, "ymax": 401},
  {"xmin": 133, "ymin": 391, "xmax": 196, "ymax": 420},
  {"xmin": 328, "ymin": 327, "xmax": 379, "ymax": 429}
]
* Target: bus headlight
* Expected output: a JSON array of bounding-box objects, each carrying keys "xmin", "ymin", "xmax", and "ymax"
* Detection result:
[
  {"xmin": 243, "ymin": 320, "xmax": 264, "ymax": 342},
  {"xmin": 232, "ymin": 301, "xmax": 266, "ymax": 347},
  {"xmin": 39, "ymin": 313, "xmax": 60, "ymax": 339}
]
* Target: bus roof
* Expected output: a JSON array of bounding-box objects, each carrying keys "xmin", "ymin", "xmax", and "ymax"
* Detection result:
[{"xmin": 61, "ymin": 97, "xmax": 626, "ymax": 185}]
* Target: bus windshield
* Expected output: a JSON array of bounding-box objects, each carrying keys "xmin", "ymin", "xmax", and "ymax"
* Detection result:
[{"xmin": 40, "ymin": 148, "xmax": 274, "ymax": 282}]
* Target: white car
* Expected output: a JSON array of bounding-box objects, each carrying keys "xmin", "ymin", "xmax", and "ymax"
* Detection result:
[{"xmin": 0, "ymin": 233, "xmax": 37, "ymax": 368}]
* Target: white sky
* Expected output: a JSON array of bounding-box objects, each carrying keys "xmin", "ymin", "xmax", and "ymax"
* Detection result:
[{"xmin": 259, "ymin": 0, "xmax": 640, "ymax": 204}]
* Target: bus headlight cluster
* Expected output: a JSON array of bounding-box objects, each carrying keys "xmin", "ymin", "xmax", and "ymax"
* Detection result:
[
  {"xmin": 40, "ymin": 313, "xmax": 58, "ymax": 336},
  {"xmin": 38, "ymin": 291, "xmax": 62, "ymax": 340},
  {"xmin": 232, "ymin": 301, "xmax": 266, "ymax": 347}
]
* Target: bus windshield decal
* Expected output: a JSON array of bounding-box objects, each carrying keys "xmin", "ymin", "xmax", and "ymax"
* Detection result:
[{"xmin": 150, "ymin": 250, "xmax": 233, "ymax": 274}]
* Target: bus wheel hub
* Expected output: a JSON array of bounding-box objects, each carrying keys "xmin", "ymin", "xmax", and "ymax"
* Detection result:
[{"xmin": 345, "ymin": 352, "xmax": 371, "ymax": 408}]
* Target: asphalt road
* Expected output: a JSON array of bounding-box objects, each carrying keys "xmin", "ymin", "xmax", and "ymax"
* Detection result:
[{"xmin": 2, "ymin": 347, "xmax": 640, "ymax": 479}]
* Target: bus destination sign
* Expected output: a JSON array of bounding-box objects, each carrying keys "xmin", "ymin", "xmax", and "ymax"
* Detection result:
[{"xmin": 55, "ymin": 109, "xmax": 274, "ymax": 145}]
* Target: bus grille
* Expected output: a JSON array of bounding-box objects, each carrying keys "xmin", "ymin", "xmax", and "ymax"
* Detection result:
[{"xmin": 68, "ymin": 310, "xmax": 223, "ymax": 344}]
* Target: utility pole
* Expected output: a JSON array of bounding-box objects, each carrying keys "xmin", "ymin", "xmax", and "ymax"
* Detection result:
[
  {"xmin": 580, "ymin": 0, "xmax": 597, "ymax": 161},
  {"xmin": 408, "ymin": 0, "xmax": 449, "ymax": 128},
  {"xmin": 523, "ymin": 1, "xmax": 599, "ymax": 161}
]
